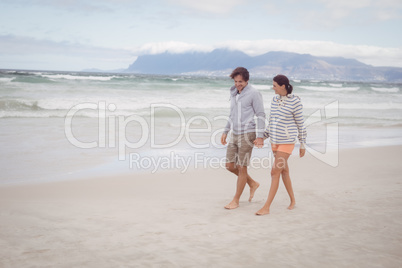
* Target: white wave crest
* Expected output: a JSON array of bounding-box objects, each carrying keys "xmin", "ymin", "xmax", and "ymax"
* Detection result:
[
  {"xmin": 371, "ymin": 87, "xmax": 400, "ymax": 93},
  {"xmin": 328, "ymin": 83, "xmax": 343, "ymax": 87},
  {"xmin": 340, "ymin": 102, "xmax": 402, "ymax": 110},
  {"xmin": 252, "ymin": 84, "xmax": 271, "ymax": 90},
  {"xmin": 299, "ymin": 86, "xmax": 359, "ymax": 92},
  {"xmin": 0, "ymin": 77, "xmax": 15, "ymax": 83},
  {"xmin": 41, "ymin": 74, "xmax": 114, "ymax": 81}
]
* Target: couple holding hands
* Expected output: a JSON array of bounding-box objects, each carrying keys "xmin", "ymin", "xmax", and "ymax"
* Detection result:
[{"xmin": 221, "ymin": 67, "xmax": 307, "ymax": 215}]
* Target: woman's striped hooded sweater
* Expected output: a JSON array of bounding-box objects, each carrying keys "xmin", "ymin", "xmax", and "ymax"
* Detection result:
[{"xmin": 264, "ymin": 94, "xmax": 307, "ymax": 148}]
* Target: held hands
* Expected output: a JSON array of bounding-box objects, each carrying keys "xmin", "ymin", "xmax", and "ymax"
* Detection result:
[
  {"xmin": 221, "ymin": 134, "xmax": 264, "ymax": 148},
  {"xmin": 253, "ymin": 137, "xmax": 264, "ymax": 148}
]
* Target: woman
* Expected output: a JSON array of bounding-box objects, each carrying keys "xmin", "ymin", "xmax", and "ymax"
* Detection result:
[{"xmin": 255, "ymin": 74, "xmax": 306, "ymax": 215}]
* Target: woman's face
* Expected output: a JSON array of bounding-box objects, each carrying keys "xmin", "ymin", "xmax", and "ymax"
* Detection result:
[{"xmin": 272, "ymin": 81, "xmax": 287, "ymax": 96}]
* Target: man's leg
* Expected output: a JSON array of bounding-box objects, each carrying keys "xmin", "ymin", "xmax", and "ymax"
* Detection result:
[
  {"xmin": 242, "ymin": 132, "xmax": 259, "ymax": 201},
  {"xmin": 224, "ymin": 165, "xmax": 248, "ymax": 209},
  {"xmin": 224, "ymin": 132, "xmax": 258, "ymax": 209},
  {"xmin": 225, "ymin": 162, "xmax": 259, "ymax": 202}
]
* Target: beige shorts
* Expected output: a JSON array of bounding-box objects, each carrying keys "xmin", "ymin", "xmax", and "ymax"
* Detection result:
[{"xmin": 226, "ymin": 132, "xmax": 256, "ymax": 166}]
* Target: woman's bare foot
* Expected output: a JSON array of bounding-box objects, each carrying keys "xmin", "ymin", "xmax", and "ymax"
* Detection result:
[
  {"xmin": 224, "ymin": 200, "xmax": 239, "ymax": 209},
  {"xmin": 249, "ymin": 182, "xmax": 260, "ymax": 202},
  {"xmin": 255, "ymin": 207, "xmax": 270, "ymax": 215},
  {"xmin": 287, "ymin": 201, "xmax": 296, "ymax": 210}
]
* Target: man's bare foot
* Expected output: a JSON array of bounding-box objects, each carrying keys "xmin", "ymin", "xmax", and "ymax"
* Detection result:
[
  {"xmin": 288, "ymin": 202, "xmax": 296, "ymax": 210},
  {"xmin": 249, "ymin": 182, "xmax": 260, "ymax": 202},
  {"xmin": 224, "ymin": 200, "xmax": 239, "ymax": 210},
  {"xmin": 255, "ymin": 207, "xmax": 270, "ymax": 215}
]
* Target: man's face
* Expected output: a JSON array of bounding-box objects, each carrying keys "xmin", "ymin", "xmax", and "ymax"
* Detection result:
[{"xmin": 234, "ymin": 75, "xmax": 248, "ymax": 92}]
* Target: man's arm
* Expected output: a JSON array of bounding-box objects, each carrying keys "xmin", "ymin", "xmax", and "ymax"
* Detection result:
[
  {"xmin": 253, "ymin": 91, "xmax": 266, "ymax": 138},
  {"xmin": 221, "ymin": 133, "xmax": 227, "ymax": 145}
]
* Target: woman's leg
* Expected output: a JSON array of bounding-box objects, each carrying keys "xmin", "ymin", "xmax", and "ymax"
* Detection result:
[
  {"xmin": 256, "ymin": 151, "xmax": 290, "ymax": 215},
  {"xmin": 281, "ymin": 160, "xmax": 296, "ymax": 209}
]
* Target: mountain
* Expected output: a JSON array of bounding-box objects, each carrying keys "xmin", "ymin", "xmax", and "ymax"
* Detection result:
[
  {"xmin": 127, "ymin": 49, "xmax": 251, "ymax": 74},
  {"xmin": 126, "ymin": 49, "xmax": 402, "ymax": 82}
]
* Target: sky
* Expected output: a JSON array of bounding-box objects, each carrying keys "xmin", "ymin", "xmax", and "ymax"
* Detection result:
[{"xmin": 0, "ymin": 0, "xmax": 402, "ymax": 71}]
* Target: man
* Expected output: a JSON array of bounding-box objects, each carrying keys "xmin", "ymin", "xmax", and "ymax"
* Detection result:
[{"xmin": 221, "ymin": 67, "xmax": 265, "ymax": 209}]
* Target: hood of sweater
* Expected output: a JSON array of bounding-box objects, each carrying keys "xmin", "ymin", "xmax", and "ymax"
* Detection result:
[
  {"xmin": 275, "ymin": 94, "xmax": 295, "ymax": 101},
  {"xmin": 230, "ymin": 84, "xmax": 252, "ymax": 97}
]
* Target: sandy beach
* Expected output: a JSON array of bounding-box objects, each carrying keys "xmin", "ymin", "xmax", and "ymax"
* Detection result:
[{"xmin": 1, "ymin": 145, "xmax": 402, "ymax": 267}]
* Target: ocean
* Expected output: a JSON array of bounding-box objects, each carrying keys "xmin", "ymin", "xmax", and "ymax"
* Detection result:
[{"xmin": 1, "ymin": 69, "xmax": 402, "ymax": 184}]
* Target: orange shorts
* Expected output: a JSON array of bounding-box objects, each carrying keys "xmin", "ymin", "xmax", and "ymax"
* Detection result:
[{"xmin": 271, "ymin": 144, "xmax": 295, "ymax": 155}]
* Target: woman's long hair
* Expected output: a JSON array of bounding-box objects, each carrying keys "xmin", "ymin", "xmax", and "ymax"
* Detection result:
[{"xmin": 273, "ymin": 74, "xmax": 293, "ymax": 95}]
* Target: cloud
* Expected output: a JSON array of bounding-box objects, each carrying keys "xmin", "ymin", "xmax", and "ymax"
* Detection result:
[
  {"xmin": 0, "ymin": 35, "xmax": 131, "ymax": 56},
  {"xmin": 1, "ymin": 35, "xmax": 401, "ymax": 70},
  {"xmin": 0, "ymin": 35, "xmax": 136, "ymax": 70},
  {"xmin": 130, "ymin": 39, "xmax": 402, "ymax": 68},
  {"xmin": 132, "ymin": 41, "xmax": 213, "ymax": 55},
  {"xmin": 0, "ymin": 0, "xmax": 139, "ymax": 13},
  {"xmin": 270, "ymin": 0, "xmax": 402, "ymax": 30},
  {"xmin": 165, "ymin": 0, "xmax": 247, "ymax": 14},
  {"xmin": 319, "ymin": 0, "xmax": 402, "ymax": 21},
  {"xmin": 221, "ymin": 39, "xmax": 402, "ymax": 67}
]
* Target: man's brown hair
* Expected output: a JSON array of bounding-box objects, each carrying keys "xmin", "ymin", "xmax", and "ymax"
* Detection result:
[{"xmin": 230, "ymin": 67, "xmax": 249, "ymax": 82}]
